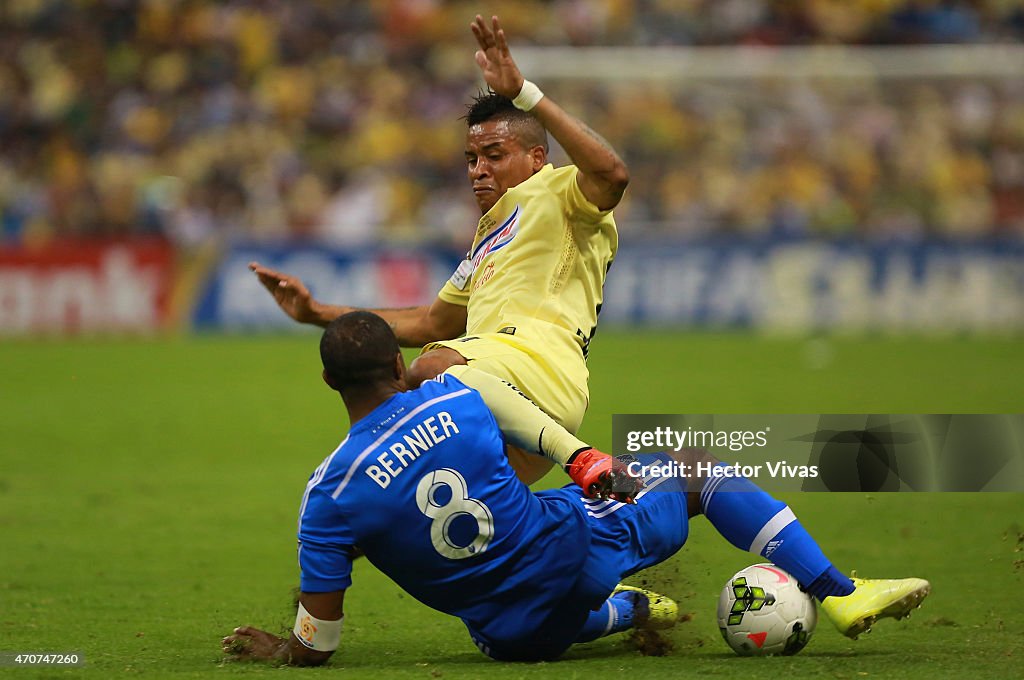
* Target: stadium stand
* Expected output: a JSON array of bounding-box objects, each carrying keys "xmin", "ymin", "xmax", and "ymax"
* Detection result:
[{"xmin": 1, "ymin": 0, "xmax": 1022, "ymax": 248}]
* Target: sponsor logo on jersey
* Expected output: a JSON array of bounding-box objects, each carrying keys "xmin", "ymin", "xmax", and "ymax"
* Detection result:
[
  {"xmin": 472, "ymin": 261, "xmax": 496, "ymax": 292},
  {"xmin": 469, "ymin": 205, "xmax": 520, "ymax": 272}
]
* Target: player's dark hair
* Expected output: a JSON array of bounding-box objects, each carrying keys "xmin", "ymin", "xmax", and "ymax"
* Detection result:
[
  {"xmin": 465, "ymin": 90, "xmax": 548, "ymax": 152},
  {"xmin": 320, "ymin": 311, "xmax": 400, "ymax": 390}
]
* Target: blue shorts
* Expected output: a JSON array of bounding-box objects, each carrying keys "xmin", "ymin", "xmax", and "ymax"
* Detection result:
[{"xmin": 466, "ymin": 455, "xmax": 690, "ymax": 661}]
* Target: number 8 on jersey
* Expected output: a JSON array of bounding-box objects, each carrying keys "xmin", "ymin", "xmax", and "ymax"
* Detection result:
[{"xmin": 416, "ymin": 468, "xmax": 495, "ymax": 560}]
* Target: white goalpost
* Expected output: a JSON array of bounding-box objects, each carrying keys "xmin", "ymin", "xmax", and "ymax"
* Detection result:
[{"xmin": 515, "ymin": 44, "xmax": 1024, "ymax": 80}]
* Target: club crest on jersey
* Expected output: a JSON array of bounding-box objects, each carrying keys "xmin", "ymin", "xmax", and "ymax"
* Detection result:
[{"xmin": 470, "ymin": 205, "xmax": 520, "ymax": 271}]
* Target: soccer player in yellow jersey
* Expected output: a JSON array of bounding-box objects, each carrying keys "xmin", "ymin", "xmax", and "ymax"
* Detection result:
[{"xmin": 250, "ymin": 15, "xmax": 627, "ymax": 485}]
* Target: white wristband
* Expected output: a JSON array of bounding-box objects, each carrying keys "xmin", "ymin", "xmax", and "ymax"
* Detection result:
[
  {"xmin": 512, "ymin": 79, "xmax": 544, "ymax": 111},
  {"xmin": 293, "ymin": 602, "xmax": 343, "ymax": 652}
]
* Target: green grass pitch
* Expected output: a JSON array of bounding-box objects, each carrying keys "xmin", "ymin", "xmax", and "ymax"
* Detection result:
[{"xmin": 1, "ymin": 331, "xmax": 1022, "ymax": 679}]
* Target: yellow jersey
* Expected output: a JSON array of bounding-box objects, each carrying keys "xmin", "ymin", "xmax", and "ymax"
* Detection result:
[{"xmin": 437, "ymin": 164, "xmax": 617, "ymax": 384}]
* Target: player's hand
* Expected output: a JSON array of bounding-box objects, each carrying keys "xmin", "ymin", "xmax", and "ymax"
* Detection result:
[
  {"xmin": 470, "ymin": 15, "xmax": 525, "ymax": 100},
  {"xmin": 567, "ymin": 449, "xmax": 643, "ymax": 504},
  {"xmin": 249, "ymin": 262, "xmax": 321, "ymax": 325},
  {"xmin": 221, "ymin": 626, "xmax": 286, "ymax": 662}
]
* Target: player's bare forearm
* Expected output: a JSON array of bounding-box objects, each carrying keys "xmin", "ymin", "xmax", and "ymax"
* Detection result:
[
  {"xmin": 531, "ymin": 97, "xmax": 629, "ymax": 210},
  {"xmin": 370, "ymin": 305, "xmax": 449, "ymax": 347},
  {"xmin": 339, "ymin": 299, "xmax": 466, "ymax": 347},
  {"xmin": 304, "ymin": 302, "xmax": 351, "ymax": 327},
  {"xmin": 309, "ymin": 305, "xmax": 434, "ymax": 343},
  {"xmin": 265, "ymin": 293, "xmax": 451, "ymax": 345},
  {"xmin": 309, "ymin": 304, "xmax": 443, "ymax": 344},
  {"xmin": 308, "ymin": 304, "xmax": 419, "ymax": 338}
]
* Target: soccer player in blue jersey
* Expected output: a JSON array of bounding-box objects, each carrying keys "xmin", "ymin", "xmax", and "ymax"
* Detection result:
[{"xmin": 222, "ymin": 312, "xmax": 931, "ymax": 666}]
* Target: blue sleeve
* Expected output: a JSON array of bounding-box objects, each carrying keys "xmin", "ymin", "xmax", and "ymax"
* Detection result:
[
  {"xmin": 298, "ymin": 541, "xmax": 354, "ymax": 592},
  {"xmin": 297, "ymin": 487, "xmax": 356, "ymax": 592}
]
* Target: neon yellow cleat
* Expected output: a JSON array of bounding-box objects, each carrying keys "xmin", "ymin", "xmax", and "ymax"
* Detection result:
[
  {"xmin": 613, "ymin": 584, "xmax": 679, "ymax": 631},
  {"xmin": 821, "ymin": 573, "xmax": 931, "ymax": 639}
]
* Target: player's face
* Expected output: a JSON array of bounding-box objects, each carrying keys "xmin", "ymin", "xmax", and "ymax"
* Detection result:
[{"xmin": 465, "ymin": 119, "xmax": 543, "ymax": 214}]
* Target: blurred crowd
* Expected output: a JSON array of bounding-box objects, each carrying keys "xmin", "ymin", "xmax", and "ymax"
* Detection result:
[
  {"xmin": 595, "ymin": 77, "xmax": 1024, "ymax": 239},
  {"xmin": 1, "ymin": 0, "xmax": 1023, "ymax": 250}
]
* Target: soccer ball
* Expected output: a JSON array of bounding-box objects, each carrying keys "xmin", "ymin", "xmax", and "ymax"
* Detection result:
[{"xmin": 717, "ymin": 563, "xmax": 817, "ymax": 656}]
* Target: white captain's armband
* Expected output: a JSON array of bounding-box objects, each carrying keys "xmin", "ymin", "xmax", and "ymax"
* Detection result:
[
  {"xmin": 293, "ymin": 602, "xmax": 343, "ymax": 652},
  {"xmin": 449, "ymin": 258, "xmax": 473, "ymax": 290}
]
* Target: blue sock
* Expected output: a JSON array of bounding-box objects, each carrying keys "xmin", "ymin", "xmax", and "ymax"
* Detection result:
[
  {"xmin": 575, "ymin": 591, "xmax": 635, "ymax": 643},
  {"xmin": 807, "ymin": 564, "xmax": 857, "ymax": 600},
  {"xmin": 701, "ymin": 465, "xmax": 854, "ymax": 601}
]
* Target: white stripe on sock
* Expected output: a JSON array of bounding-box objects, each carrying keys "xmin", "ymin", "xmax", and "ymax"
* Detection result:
[
  {"xmin": 699, "ymin": 473, "xmax": 729, "ymax": 513},
  {"xmin": 748, "ymin": 506, "xmax": 797, "ymax": 555},
  {"xmin": 602, "ymin": 600, "xmax": 618, "ymax": 637}
]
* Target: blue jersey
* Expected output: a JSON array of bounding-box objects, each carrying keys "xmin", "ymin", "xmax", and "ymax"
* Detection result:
[{"xmin": 297, "ymin": 374, "xmax": 590, "ymax": 638}]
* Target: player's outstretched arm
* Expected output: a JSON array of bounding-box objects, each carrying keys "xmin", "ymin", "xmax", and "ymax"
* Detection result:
[
  {"xmin": 470, "ymin": 15, "xmax": 629, "ymax": 210},
  {"xmin": 447, "ymin": 366, "xmax": 641, "ymax": 502},
  {"xmin": 222, "ymin": 591, "xmax": 344, "ymax": 667},
  {"xmin": 249, "ymin": 262, "xmax": 467, "ymax": 345}
]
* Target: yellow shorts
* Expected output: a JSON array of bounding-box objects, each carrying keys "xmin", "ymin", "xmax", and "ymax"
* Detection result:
[{"xmin": 423, "ymin": 332, "xmax": 589, "ymax": 435}]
